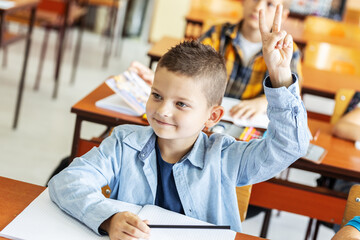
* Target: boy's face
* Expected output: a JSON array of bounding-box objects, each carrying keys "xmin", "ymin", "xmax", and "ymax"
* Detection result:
[
  {"xmin": 242, "ymin": 0, "xmax": 285, "ymax": 31},
  {"xmin": 146, "ymin": 67, "xmax": 213, "ymax": 144}
]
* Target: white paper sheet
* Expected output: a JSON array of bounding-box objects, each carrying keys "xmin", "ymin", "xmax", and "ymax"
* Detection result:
[{"xmin": 1, "ymin": 189, "xmax": 236, "ymax": 240}]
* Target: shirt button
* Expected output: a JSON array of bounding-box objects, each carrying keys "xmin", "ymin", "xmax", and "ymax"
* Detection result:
[
  {"xmin": 141, "ymin": 153, "xmax": 145, "ymax": 157},
  {"xmin": 189, "ymin": 209, "xmax": 192, "ymax": 212}
]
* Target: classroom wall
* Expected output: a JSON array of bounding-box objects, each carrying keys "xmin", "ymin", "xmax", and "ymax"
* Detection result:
[{"xmin": 149, "ymin": 0, "xmax": 191, "ymax": 43}]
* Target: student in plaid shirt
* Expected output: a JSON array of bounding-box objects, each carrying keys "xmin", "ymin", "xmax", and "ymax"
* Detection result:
[{"xmin": 130, "ymin": 0, "xmax": 302, "ymax": 120}]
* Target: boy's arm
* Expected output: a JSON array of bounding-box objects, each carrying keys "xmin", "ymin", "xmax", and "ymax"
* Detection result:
[
  {"xmin": 221, "ymin": 4, "xmax": 309, "ymax": 185},
  {"xmin": 48, "ymin": 131, "xmax": 127, "ymax": 234},
  {"xmin": 333, "ymin": 108, "xmax": 360, "ymax": 141}
]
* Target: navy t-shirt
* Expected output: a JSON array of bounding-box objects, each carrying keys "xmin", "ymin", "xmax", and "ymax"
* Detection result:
[{"xmin": 154, "ymin": 142, "xmax": 184, "ymax": 214}]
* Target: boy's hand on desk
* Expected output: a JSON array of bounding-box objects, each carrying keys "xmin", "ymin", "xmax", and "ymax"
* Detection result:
[
  {"xmin": 229, "ymin": 96, "xmax": 267, "ymax": 120},
  {"xmin": 259, "ymin": 4, "xmax": 292, "ymax": 88},
  {"xmin": 101, "ymin": 211, "xmax": 150, "ymax": 240},
  {"xmin": 128, "ymin": 61, "xmax": 155, "ymax": 86}
]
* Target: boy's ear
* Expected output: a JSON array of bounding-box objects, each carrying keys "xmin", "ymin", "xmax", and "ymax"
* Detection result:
[{"xmin": 204, "ymin": 106, "xmax": 225, "ymax": 128}]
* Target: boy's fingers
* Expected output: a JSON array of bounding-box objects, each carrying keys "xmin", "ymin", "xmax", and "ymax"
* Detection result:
[
  {"xmin": 266, "ymin": 30, "xmax": 287, "ymax": 49},
  {"xmin": 272, "ymin": 4, "xmax": 283, "ymax": 33},
  {"xmin": 127, "ymin": 215, "xmax": 150, "ymax": 234},
  {"xmin": 283, "ymin": 33, "xmax": 293, "ymax": 48},
  {"xmin": 258, "ymin": 9, "xmax": 268, "ymax": 35}
]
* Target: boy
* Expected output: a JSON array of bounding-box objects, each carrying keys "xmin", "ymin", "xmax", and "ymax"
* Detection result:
[
  {"xmin": 49, "ymin": 5, "xmax": 309, "ymax": 240},
  {"xmin": 130, "ymin": 0, "xmax": 302, "ymax": 120}
]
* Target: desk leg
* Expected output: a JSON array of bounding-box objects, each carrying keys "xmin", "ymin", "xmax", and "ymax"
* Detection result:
[
  {"xmin": 70, "ymin": 116, "xmax": 82, "ymax": 161},
  {"xmin": 12, "ymin": 7, "xmax": 36, "ymax": 129}
]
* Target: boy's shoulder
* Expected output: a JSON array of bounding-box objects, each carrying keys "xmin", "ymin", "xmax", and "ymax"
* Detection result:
[{"xmin": 112, "ymin": 124, "xmax": 153, "ymax": 141}]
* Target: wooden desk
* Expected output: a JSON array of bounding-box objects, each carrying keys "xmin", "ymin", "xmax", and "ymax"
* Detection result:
[
  {"xmin": 70, "ymin": 82, "xmax": 148, "ymax": 159},
  {"xmin": 0, "ymin": 0, "xmax": 38, "ymax": 129},
  {"xmin": 0, "ymin": 176, "xmax": 264, "ymax": 240},
  {"xmin": 147, "ymin": 36, "xmax": 182, "ymax": 68},
  {"xmin": 250, "ymin": 117, "xmax": 360, "ymax": 237},
  {"xmin": 302, "ymin": 65, "xmax": 360, "ymax": 99},
  {"xmin": 0, "ymin": 177, "xmax": 45, "ymax": 239}
]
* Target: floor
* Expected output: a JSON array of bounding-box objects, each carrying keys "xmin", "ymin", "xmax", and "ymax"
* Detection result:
[{"xmin": 0, "ymin": 26, "xmax": 335, "ymax": 239}]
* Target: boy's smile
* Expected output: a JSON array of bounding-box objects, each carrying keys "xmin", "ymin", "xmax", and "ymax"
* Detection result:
[{"xmin": 146, "ymin": 67, "xmax": 214, "ymax": 146}]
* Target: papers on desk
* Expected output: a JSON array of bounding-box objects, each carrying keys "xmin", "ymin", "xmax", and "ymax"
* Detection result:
[
  {"xmin": 0, "ymin": 189, "xmax": 236, "ymax": 240},
  {"xmin": 221, "ymin": 97, "xmax": 269, "ymax": 129},
  {"xmin": 96, "ymin": 71, "xmax": 150, "ymax": 116},
  {"xmin": 0, "ymin": 0, "xmax": 15, "ymax": 9}
]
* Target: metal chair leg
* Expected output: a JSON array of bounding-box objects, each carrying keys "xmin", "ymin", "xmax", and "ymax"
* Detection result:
[
  {"xmin": 70, "ymin": 12, "xmax": 86, "ymax": 85},
  {"xmin": 260, "ymin": 209, "xmax": 272, "ymax": 238},
  {"xmin": 34, "ymin": 28, "xmax": 50, "ymax": 91}
]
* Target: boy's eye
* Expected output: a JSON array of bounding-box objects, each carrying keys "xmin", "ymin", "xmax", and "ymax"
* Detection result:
[
  {"xmin": 152, "ymin": 93, "xmax": 162, "ymax": 100},
  {"xmin": 176, "ymin": 102, "xmax": 187, "ymax": 108}
]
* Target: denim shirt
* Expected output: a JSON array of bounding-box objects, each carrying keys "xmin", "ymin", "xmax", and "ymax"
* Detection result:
[{"xmin": 48, "ymin": 75, "xmax": 309, "ymax": 234}]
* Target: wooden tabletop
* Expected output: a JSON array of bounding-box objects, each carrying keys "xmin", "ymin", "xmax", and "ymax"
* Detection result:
[
  {"xmin": 293, "ymin": 118, "xmax": 360, "ymax": 182},
  {"xmin": 0, "ymin": 176, "xmax": 265, "ymax": 240},
  {"xmin": 0, "ymin": 177, "xmax": 45, "ymax": 232},
  {"xmin": 302, "ymin": 65, "xmax": 360, "ymax": 98}
]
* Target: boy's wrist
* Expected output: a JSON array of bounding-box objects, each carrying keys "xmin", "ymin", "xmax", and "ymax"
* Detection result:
[{"xmin": 268, "ymin": 68, "xmax": 292, "ymax": 88}]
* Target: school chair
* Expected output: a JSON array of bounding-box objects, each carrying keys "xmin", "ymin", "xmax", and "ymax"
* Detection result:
[
  {"xmin": 340, "ymin": 184, "xmax": 360, "ymax": 228},
  {"xmin": 87, "ymin": 0, "xmax": 128, "ymax": 68},
  {"xmin": 303, "ymin": 41, "xmax": 360, "ymax": 76},
  {"xmin": 331, "ymin": 89, "xmax": 359, "ymax": 125},
  {"xmin": 6, "ymin": 0, "xmax": 87, "ymax": 98}
]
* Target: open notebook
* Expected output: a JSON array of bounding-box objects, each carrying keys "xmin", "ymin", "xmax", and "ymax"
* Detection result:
[{"xmin": 0, "ymin": 189, "xmax": 236, "ymax": 240}]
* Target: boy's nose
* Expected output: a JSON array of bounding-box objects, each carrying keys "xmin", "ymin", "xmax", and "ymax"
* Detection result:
[{"xmin": 157, "ymin": 102, "xmax": 173, "ymax": 117}]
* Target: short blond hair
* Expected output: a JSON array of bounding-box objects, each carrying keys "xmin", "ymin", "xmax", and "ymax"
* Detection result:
[{"xmin": 157, "ymin": 41, "xmax": 227, "ymax": 107}]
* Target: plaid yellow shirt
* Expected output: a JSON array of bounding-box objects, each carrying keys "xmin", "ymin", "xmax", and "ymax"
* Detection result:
[{"xmin": 199, "ymin": 21, "xmax": 302, "ymax": 100}]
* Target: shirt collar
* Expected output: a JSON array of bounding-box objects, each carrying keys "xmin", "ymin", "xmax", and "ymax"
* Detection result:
[
  {"xmin": 225, "ymin": 21, "xmax": 243, "ymax": 40},
  {"xmin": 123, "ymin": 126, "xmax": 206, "ymax": 169}
]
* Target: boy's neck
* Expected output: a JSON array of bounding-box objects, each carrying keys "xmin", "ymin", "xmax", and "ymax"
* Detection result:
[
  {"xmin": 240, "ymin": 22, "xmax": 262, "ymax": 43},
  {"xmin": 157, "ymin": 137, "xmax": 197, "ymax": 164}
]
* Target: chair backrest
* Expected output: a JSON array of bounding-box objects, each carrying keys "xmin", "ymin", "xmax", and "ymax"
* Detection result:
[
  {"xmin": 304, "ymin": 16, "xmax": 360, "ymax": 46},
  {"xmin": 236, "ymin": 185, "xmax": 252, "ymax": 222},
  {"xmin": 341, "ymin": 184, "xmax": 360, "ymax": 227},
  {"xmin": 303, "ymin": 41, "xmax": 360, "ymax": 76},
  {"xmin": 331, "ymin": 89, "xmax": 357, "ymax": 124},
  {"xmin": 38, "ymin": 0, "xmax": 67, "ymax": 15}
]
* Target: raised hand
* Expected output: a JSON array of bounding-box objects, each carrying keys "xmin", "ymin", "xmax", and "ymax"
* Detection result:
[{"xmin": 259, "ymin": 4, "xmax": 293, "ymax": 88}]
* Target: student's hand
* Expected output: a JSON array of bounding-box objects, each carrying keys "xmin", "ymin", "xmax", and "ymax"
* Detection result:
[
  {"xmin": 101, "ymin": 211, "xmax": 150, "ymax": 240},
  {"xmin": 259, "ymin": 4, "xmax": 293, "ymax": 88},
  {"xmin": 128, "ymin": 61, "xmax": 155, "ymax": 86},
  {"xmin": 229, "ymin": 96, "xmax": 267, "ymax": 120}
]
